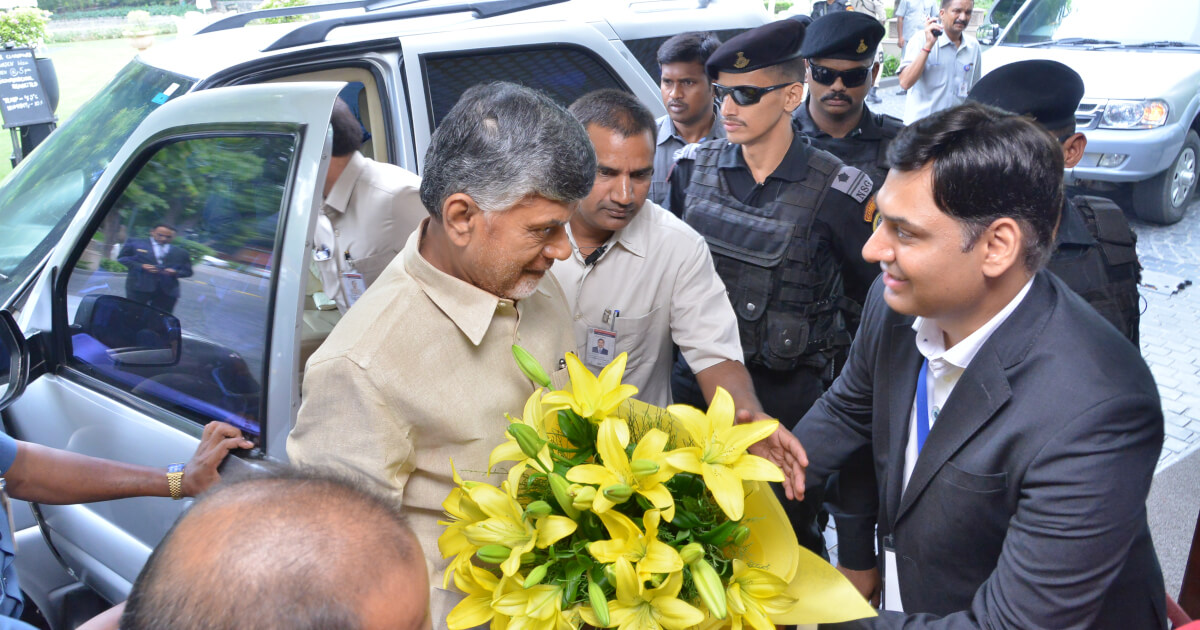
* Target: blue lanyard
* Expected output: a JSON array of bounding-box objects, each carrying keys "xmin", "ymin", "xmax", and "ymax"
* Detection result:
[{"xmin": 915, "ymin": 359, "xmax": 931, "ymax": 453}]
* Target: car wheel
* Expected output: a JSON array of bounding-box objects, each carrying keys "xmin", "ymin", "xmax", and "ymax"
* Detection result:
[{"xmin": 1133, "ymin": 129, "xmax": 1199, "ymax": 225}]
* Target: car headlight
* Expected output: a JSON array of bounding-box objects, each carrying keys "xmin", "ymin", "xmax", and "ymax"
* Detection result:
[{"xmin": 1099, "ymin": 99, "xmax": 1170, "ymax": 129}]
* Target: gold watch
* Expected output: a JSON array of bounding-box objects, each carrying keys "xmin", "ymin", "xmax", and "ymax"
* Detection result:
[{"xmin": 167, "ymin": 464, "xmax": 185, "ymax": 500}]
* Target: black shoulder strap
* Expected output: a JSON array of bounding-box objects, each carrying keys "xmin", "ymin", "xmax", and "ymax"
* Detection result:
[{"xmin": 1073, "ymin": 195, "xmax": 1139, "ymax": 267}]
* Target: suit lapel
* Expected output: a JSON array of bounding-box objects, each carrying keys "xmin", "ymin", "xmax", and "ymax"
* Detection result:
[
  {"xmin": 884, "ymin": 322, "xmax": 921, "ymax": 530},
  {"xmin": 895, "ymin": 350, "xmax": 1012, "ymax": 523}
]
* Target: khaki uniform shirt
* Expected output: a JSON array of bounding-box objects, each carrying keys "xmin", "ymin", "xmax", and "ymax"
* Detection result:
[
  {"xmin": 314, "ymin": 151, "xmax": 426, "ymax": 312},
  {"xmin": 288, "ymin": 222, "xmax": 574, "ymax": 627},
  {"xmin": 549, "ymin": 201, "xmax": 742, "ymax": 406}
]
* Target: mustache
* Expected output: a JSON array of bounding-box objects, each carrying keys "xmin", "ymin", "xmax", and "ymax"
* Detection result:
[
  {"xmin": 723, "ymin": 115, "xmax": 746, "ymax": 126},
  {"xmin": 821, "ymin": 91, "xmax": 852, "ymax": 103},
  {"xmin": 598, "ymin": 201, "xmax": 638, "ymax": 213},
  {"xmin": 668, "ymin": 99, "xmax": 687, "ymax": 107}
]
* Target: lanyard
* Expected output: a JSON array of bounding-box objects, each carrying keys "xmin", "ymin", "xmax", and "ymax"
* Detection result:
[{"xmin": 915, "ymin": 359, "xmax": 931, "ymax": 453}]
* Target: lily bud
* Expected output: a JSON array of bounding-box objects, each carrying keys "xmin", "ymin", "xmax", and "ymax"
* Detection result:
[
  {"xmin": 588, "ymin": 580, "xmax": 611, "ymax": 627},
  {"xmin": 679, "ymin": 542, "xmax": 705, "ymax": 565},
  {"xmin": 630, "ymin": 459, "xmax": 660, "ymax": 478},
  {"xmin": 512, "ymin": 345, "xmax": 552, "ymax": 387},
  {"xmin": 548, "ymin": 473, "xmax": 581, "ymax": 519},
  {"xmin": 525, "ymin": 500, "xmax": 552, "ymax": 518},
  {"xmin": 523, "ymin": 563, "xmax": 549, "ymax": 587},
  {"xmin": 508, "ymin": 423, "xmax": 547, "ymax": 461},
  {"xmin": 732, "ymin": 525, "xmax": 750, "ymax": 546},
  {"xmin": 476, "ymin": 544, "xmax": 512, "ymax": 564},
  {"xmin": 572, "ymin": 486, "xmax": 597, "ymax": 511},
  {"xmin": 602, "ymin": 484, "xmax": 634, "ymax": 503},
  {"xmin": 690, "ymin": 558, "xmax": 728, "ymax": 619}
]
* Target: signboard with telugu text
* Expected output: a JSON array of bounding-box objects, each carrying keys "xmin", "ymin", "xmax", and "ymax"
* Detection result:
[{"xmin": 0, "ymin": 48, "xmax": 54, "ymax": 129}]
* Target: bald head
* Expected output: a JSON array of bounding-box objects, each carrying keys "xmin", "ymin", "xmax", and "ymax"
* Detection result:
[{"xmin": 120, "ymin": 469, "xmax": 429, "ymax": 630}]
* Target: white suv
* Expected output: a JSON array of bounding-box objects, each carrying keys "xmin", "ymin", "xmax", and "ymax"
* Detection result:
[{"xmin": 0, "ymin": 1, "xmax": 766, "ymax": 626}]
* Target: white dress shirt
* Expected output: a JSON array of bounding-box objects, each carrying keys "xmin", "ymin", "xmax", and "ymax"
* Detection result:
[
  {"xmin": 903, "ymin": 279, "xmax": 1034, "ymax": 489},
  {"xmin": 550, "ymin": 200, "xmax": 742, "ymax": 406},
  {"xmin": 900, "ymin": 32, "xmax": 982, "ymax": 125}
]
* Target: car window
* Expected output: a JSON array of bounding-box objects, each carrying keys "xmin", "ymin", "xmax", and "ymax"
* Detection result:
[
  {"xmin": 423, "ymin": 46, "xmax": 627, "ymax": 127},
  {"xmin": 1000, "ymin": 0, "xmax": 1200, "ymax": 45},
  {"xmin": 61, "ymin": 132, "xmax": 299, "ymax": 439},
  {"xmin": 622, "ymin": 29, "xmax": 753, "ymax": 85},
  {"xmin": 0, "ymin": 61, "xmax": 193, "ymax": 309}
]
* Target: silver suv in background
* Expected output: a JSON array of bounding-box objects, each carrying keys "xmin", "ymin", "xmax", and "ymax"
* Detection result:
[
  {"xmin": 978, "ymin": 0, "xmax": 1200, "ymax": 224},
  {"xmin": 0, "ymin": 1, "xmax": 767, "ymax": 626}
]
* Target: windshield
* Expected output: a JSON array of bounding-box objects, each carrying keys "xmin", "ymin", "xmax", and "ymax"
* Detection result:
[
  {"xmin": 0, "ymin": 61, "xmax": 194, "ymax": 307},
  {"xmin": 1002, "ymin": 0, "xmax": 1200, "ymax": 46}
]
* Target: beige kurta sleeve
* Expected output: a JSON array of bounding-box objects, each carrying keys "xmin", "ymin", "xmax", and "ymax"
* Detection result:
[{"xmin": 287, "ymin": 354, "xmax": 415, "ymax": 496}]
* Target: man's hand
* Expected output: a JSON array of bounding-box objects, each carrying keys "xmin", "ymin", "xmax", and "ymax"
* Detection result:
[
  {"xmin": 837, "ymin": 565, "xmax": 881, "ymax": 607},
  {"xmin": 181, "ymin": 421, "xmax": 254, "ymax": 497},
  {"xmin": 737, "ymin": 409, "xmax": 807, "ymax": 501},
  {"xmin": 142, "ymin": 264, "xmax": 158, "ymax": 273},
  {"xmin": 898, "ymin": 36, "xmax": 905, "ymax": 52},
  {"xmin": 924, "ymin": 16, "xmax": 941, "ymax": 48},
  {"xmin": 163, "ymin": 268, "xmax": 177, "ymax": 276}
]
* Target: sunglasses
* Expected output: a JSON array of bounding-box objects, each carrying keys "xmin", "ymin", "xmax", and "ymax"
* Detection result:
[
  {"xmin": 712, "ymin": 82, "xmax": 795, "ymax": 106},
  {"xmin": 808, "ymin": 62, "xmax": 873, "ymax": 88}
]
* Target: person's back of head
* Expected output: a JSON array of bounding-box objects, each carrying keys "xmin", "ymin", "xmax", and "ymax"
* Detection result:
[
  {"xmin": 119, "ymin": 468, "xmax": 429, "ymax": 630},
  {"xmin": 331, "ymin": 98, "xmax": 365, "ymax": 158},
  {"xmin": 418, "ymin": 81, "xmax": 596, "ymax": 218},
  {"xmin": 887, "ymin": 101, "xmax": 1064, "ymax": 272}
]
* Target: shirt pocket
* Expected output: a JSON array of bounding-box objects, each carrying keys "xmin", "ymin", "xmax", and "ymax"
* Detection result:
[
  {"xmin": 614, "ymin": 309, "xmax": 658, "ymax": 367},
  {"xmin": 348, "ymin": 249, "xmax": 400, "ymax": 287}
]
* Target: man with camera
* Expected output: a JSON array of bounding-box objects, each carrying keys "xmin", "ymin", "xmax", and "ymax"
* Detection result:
[{"xmin": 897, "ymin": 0, "xmax": 980, "ymax": 124}]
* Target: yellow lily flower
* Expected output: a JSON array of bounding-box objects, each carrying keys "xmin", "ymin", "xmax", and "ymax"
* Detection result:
[
  {"xmin": 543, "ymin": 352, "xmax": 638, "ymax": 428},
  {"xmin": 438, "ymin": 461, "xmax": 489, "ymax": 560},
  {"xmin": 565, "ymin": 419, "xmax": 677, "ymax": 519},
  {"xmin": 462, "ymin": 483, "xmax": 578, "ymax": 576},
  {"xmin": 446, "ymin": 556, "xmax": 502, "ymax": 630},
  {"xmin": 608, "ymin": 558, "xmax": 705, "ymax": 630},
  {"xmin": 588, "ymin": 509, "xmax": 683, "ymax": 583},
  {"xmin": 492, "ymin": 580, "xmax": 574, "ymax": 630},
  {"xmin": 489, "ymin": 388, "xmax": 563, "ymax": 473},
  {"xmin": 664, "ymin": 388, "xmax": 784, "ymax": 521},
  {"xmin": 725, "ymin": 559, "xmax": 798, "ymax": 630}
]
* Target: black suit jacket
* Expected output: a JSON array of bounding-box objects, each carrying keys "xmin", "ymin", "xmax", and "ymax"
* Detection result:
[
  {"xmin": 118, "ymin": 238, "xmax": 193, "ymax": 298},
  {"xmin": 796, "ymin": 272, "xmax": 1166, "ymax": 629}
]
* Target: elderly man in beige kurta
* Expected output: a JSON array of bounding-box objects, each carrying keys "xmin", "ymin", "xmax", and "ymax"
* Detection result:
[{"xmin": 287, "ymin": 82, "xmax": 597, "ymax": 628}]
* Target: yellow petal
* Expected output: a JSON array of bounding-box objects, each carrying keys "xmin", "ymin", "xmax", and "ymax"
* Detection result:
[
  {"xmin": 637, "ymin": 484, "xmax": 676, "ymax": 519},
  {"xmin": 702, "ymin": 461, "xmax": 747, "ymax": 521},
  {"xmin": 666, "ymin": 404, "xmax": 712, "ymax": 446},
  {"xmin": 564, "ymin": 353, "xmax": 599, "ymax": 412},
  {"xmin": 566, "ymin": 464, "xmax": 618, "ymax": 487},
  {"xmin": 706, "ymin": 387, "xmax": 736, "ymax": 433},
  {"xmin": 489, "ymin": 441, "xmax": 526, "ymax": 471},
  {"xmin": 649, "ymin": 596, "xmax": 705, "ymax": 630},
  {"xmin": 632, "ymin": 428, "xmax": 669, "ymax": 461},
  {"xmin": 664, "ymin": 447, "xmax": 704, "ymax": 474},
  {"xmin": 535, "ymin": 515, "xmax": 578, "ymax": 547},
  {"xmin": 719, "ymin": 420, "xmax": 781, "ymax": 459},
  {"xmin": 597, "ymin": 351, "xmax": 629, "ymax": 393},
  {"xmin": 447, "ymin": 595, "xmax": 495, "ymax": 629},
  {"xmin": 470, "ymin": 485, "xmax": 523, "ymax": 520},
  {"xmin": 639, "ymin": 539, "xmax": 684, "ymax": 575},
  {"xmin": 612, "ymin": 557, "xmax": 643, "ymax": 603},
  {"xmin": 589, "ymin": 537, "xmax": 631, "ymax": 563},
  {"xmin": 596, "ymin": 419, "xmax": 632, "ymax": 478},
  {"xmin": 438, "ymin": 525, "xmax": 475, "ymax": 559},
  {"xmin": 730, "ymin": 454, "xmax": 785, "ymax": 483}
]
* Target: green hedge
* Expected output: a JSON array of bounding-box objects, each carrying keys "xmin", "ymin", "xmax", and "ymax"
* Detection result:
[
  {"xmin": 46, "ymin": 20, "xmax": 174, "ymax": 42},
  {"xmin": 39, "ymin": 0, "xmax": 182, "ymax": 17}
]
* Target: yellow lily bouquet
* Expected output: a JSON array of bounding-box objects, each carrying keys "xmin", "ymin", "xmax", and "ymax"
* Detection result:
[{"xmin": 439, "ymin": 348, "xmax": 876, "ymax": 630}]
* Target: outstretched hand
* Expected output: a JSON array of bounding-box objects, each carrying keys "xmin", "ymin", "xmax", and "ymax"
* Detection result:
[
  {"xmin": 737, "ymin": 409, "xmax": 808, "ymax": 501},
  {"xmin": 182, "ymin": 421, "xmax": 254, "ymax": 497}
]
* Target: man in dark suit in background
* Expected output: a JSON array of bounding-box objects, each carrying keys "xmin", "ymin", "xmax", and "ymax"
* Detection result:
[
  {"xmin": 118, "ymin": 223, "xmax": 193, "ymax": 314},
  {"xmin": 758, "ymin": 102, "xmax": 1166, "ymax": 627}
]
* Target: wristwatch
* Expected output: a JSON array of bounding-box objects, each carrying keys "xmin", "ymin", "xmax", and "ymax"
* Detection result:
[{"xmin": 167, "ymin": 464, "xmax": 185, "ymax": 500}]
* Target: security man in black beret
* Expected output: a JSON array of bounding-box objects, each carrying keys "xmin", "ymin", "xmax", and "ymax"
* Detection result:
[
  {"xmin": 665, "ymin": 18, "xmax": 880, "ymax": 572},
  {"xmin": 969, "ymin": 60, "xmax": 1141, "ymax": 345},
  {"xmin": 795, "ymin": 11, "xmax": 904, "ymax": 196}
]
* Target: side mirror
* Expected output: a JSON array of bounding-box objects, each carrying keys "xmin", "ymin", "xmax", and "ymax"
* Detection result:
[
  {"xmin": 0, "ymin": 310, "xmax": 30, "ymax": 412},
  {"xmin": 72, "ymin": 295, "xmax": 181, "ymax": 368},
  {"xmin": 977, "ymin": 23, "xmax": 999, "ymax": 46}
]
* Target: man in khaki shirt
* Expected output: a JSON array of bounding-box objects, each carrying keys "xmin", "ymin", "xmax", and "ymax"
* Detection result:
[
  {"xmin": 552, "ymin": 89, "xmax": 762, "ymax": 413},
  {"xmin": 287, "ymin": 82, "xmax": 596, "ymax": 626},
  {"xmin": 313, "ymin": 98, "xmax": 426, "ymax": 313}
]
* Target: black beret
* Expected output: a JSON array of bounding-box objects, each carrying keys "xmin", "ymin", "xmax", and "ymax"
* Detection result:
[
  {"xmin": 967, "ymin": 60, "xmax": 1085, "ymax": 131},
  {"xmin": 706, "ymin": 19, "xmax": 806, "ymax": 79},
  {"xmin": 801, "ymin": 12, "xmax": 886, "ymax": 61}
]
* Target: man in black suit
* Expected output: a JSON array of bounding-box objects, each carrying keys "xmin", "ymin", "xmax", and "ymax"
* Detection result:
[
  {"xmin": 755, "ymin": 102, "xmax": 1166, "ymax": 627},
  {"xmin": 118, "ymin": 223, "xmax": 193, "ymax": 314}
]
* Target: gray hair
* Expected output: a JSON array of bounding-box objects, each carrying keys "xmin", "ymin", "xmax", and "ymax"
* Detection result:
[{"xmin": 419, "ymin": 82, "xmax": 597, "ymax": 217}]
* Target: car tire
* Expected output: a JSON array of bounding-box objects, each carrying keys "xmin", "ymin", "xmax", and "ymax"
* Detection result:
[{"xmin": 1133, "ymin": 129, "xmax": 1199, "ymax": 225}]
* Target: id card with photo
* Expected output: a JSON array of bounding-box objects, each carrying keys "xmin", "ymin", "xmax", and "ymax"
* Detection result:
[
  {"xmin": 341, "ymin": 272, "xmax": 366, "ymax": 307},
  {"xmin": 586, "ymin": 327, "xmax": 617, "ymax": 368}
]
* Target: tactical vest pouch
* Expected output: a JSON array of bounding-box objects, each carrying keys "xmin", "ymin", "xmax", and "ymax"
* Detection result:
[{"xmin": 766, "ymin": 311, "xmax": 809, "ymax": 362}]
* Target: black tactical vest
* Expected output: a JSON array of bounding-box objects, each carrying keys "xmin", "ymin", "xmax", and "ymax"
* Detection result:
[
  {"xmin": 1047, "ymin": 195, "xmax": 1141, "ymax": 345},
  {"xmin": 683, "ymin": 142, "xmax": 858, "ymax": 373}
]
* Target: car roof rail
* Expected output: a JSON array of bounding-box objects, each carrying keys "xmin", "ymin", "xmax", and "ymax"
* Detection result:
[
  {"xmin": 262, "ymin": 0, "xmax": 565, "ymax": 52},
  {"xmin": 197, "ymin": 0, "xmax": 372, "ymax": 35}
]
